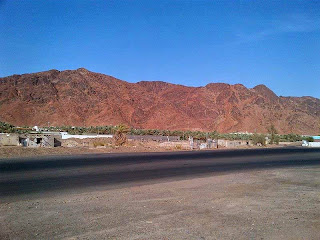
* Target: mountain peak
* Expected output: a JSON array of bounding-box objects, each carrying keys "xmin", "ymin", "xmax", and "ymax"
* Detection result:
[
  {"xmin": 253, "ymin": 84, "xmax": 278, "ymax": 100},
  {"xmin": 76, "ymin": 67, "xmax": 90, "ymax": 73}
]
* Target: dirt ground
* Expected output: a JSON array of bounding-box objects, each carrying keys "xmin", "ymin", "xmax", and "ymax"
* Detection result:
[
  {"xmin": 0, "ymin": 141, "xmax": 285, "ymax": 159},
  {"xmin": 0, "ymin": 141, "xmax": 182, "ymax": 159},
  {"xmin": 1, "ymin": 165, "xmax": 319, "ymax": 239}
]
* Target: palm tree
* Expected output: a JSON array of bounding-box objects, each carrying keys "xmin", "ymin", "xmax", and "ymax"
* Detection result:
[{"xmin": 113, "ymin": 124, "xmax": 130, "ymax": 146}]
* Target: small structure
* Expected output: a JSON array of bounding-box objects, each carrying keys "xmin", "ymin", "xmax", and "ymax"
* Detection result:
[
  {"xmin": 19, "ymin": 133, "xmax": 55, "ymax": 148},
  {"xmin": 302, "ymin": 140, "xmax": 320, "ymax": 148},
  {"xmin": 199, "ymin": 143, "xmax": 208, "ymax": 150},
  {"xmin": 188, "ymin": 137, "xmax": 217, "ymax": 150},
  {"xmin": 218, "ymin": 139, "xmax": 252, "ymax": 148},
  {"xmin": 0, "ymin": 133, "xmax": 20, "ymax": 146},
  {"xmin": 207, "ymin": 139, "xmax": 217, "ymax": 148},
  {"xmin": 302, "ymin": 136, "xmax": 320, "ymax": 147}
]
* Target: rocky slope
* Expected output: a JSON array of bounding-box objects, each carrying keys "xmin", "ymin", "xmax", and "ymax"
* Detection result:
[{"xmin": 0, "ymin": 68, "xmax": 319, "ymax": 134}]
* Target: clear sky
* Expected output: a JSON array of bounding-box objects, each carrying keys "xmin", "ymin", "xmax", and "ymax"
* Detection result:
[{"xmin": 0, "ymin": 0, "xmax": 319, "ymax": 98}]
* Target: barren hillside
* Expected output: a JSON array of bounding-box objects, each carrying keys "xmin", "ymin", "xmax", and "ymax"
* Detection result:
[{"xmin": 0, "ymin": 68, "xmax": 319, "ymax": 134}]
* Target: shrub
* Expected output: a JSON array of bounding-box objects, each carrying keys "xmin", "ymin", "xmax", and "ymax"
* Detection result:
[
  {"xmin": 0, "ymin": 121, "xmax": 16, "ymax": 133},
  {"xmin": 303, "ymin": 136, "xmax": 314, "ymax": 142},
  {"xmin": 175, "ymin": 145, "xmax": 182, "ymax": 150},
  {"xmin": 93, "ymin": 141, "xmax": 105, "ymax": 147},
  {"xmin": 252, "ymin": 133, "xmax": 266, "ymax": 146}
]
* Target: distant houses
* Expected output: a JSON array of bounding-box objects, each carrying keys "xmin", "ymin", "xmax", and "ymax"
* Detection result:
[{"xmin": 1, "ymin": 130, "xmax": 319, "ymax": 149}]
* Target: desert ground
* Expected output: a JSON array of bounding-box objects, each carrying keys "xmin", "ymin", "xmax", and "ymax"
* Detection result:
[
  {"xmin": 0, "ymin": 142, "xmax": 179, "ymax": 159},
  {"xmin": 0, "ymin": 149, "xmax": 319, "ymax": 239},
  {"xmin": 0, "ymin": 140, "xmax": 292, "ymax": 159}
]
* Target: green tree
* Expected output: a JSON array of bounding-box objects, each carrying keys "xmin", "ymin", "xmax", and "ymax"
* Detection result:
[
  {"xmin": 252, "ymin": 133, "xmax": 266, "ymax": 146},
  {"xmin": 0, "ymin": 121, "xmax": 16, "ymax": 133},
  {"xmin": 267, "ymin": 124, "xmax": 278, "ymax": 144}
]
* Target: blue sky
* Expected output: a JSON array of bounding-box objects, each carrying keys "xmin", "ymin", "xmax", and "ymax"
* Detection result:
[{"xmin": 0, "ymin": 0, "xmax": 319, "ymax": 98}]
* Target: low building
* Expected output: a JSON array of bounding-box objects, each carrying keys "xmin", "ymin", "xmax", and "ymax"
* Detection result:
[
  {"xmin": 302, "ymin": 140, "xmax": 320, "ymax": 148},
  {"xmin": 19, "ymin": 133, "xmax": 57, "ymax": 148},
  {"xmin": 218, "ymin": 139, "xmax": 252, "ymax": 148},
  {"xmin": 0, "ymin": 133, "xmax": 20, "ymax": 146},
  {"xmin": 188, "ymin": 138, "xmax": 217, "ymax": 150}
]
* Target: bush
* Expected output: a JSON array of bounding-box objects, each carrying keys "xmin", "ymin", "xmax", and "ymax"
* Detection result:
[
  {"xmin": 252, "ymin": 134, "xmax": 266, "ymax": 146},
  {"xmin": 175, "ymin": 145, "xmax": 182, "ymax": 150},
  {"xmin": 0, "ymin": 121, "xmax": 16, "ymax": 133},
  {"xmin": 93, "ymin": 141, "xmax": 105, "ymax": 147},
  {"xmin": 303, "ymin": 136, "xmax": 314, "ymax": 142},
  {"xmin": 279, "ymin": 134, "xmax": 302, "ymax": 142}
]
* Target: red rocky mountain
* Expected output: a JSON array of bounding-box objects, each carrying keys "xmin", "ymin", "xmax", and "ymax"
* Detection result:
[{"xmin": 0, "ymin": 68, "xmax": 319, "ymax": 134}]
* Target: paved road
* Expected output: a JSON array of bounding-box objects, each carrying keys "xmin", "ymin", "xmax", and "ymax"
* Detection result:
[{"xmin": 1, "ymin": 147, "xmax": 320, "ymax": 200}]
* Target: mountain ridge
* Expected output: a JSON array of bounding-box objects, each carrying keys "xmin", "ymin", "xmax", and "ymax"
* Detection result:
[{"xmin": 0, "ymin": 68, "xmax": 319, "ymax": 134}]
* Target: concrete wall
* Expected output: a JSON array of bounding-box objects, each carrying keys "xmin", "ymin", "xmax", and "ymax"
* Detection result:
[
  {"xmin": 159, "ymin": 141, "xmax": 190, "ymax": 149},
  {"xmin": 60, "ymin": 132, "xmax": 113, "ymax": 140},
  {"xmin": 127, "ymin": 135, "xmax": 180, "ymax": 142},
  {"xmin": 308, "ymin": 142, "xmax": 320, "ymax": 147},
  {"xmin": 0, "ymin": 133, "xmax": 19, "ymax": 146},
  {"xmin": 218, "ymin": 139, "xmax": 252, "ymax": 148},
  {"xmin": 279, "ymin": 141, "xmax": 302, "ymax": 146}
]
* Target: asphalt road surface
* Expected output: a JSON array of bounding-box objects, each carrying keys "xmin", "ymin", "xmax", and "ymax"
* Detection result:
[{"xmin": 1, "ymin": 147, "xmax": 320, "ymax": 201}]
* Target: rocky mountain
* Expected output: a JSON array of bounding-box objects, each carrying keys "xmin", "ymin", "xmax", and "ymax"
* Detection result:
[{"xmin": 0, "ymin": 68, "xmax": 319, "ymax": 134}]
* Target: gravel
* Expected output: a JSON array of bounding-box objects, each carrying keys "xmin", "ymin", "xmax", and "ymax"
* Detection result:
[{"xmin": 1, "ymin": 166, "xmax": 319, "ymax": 239}]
